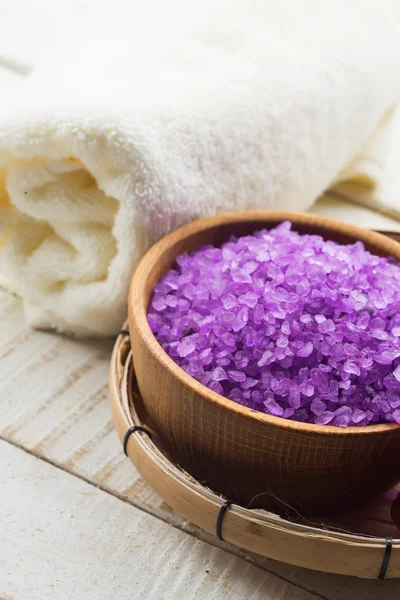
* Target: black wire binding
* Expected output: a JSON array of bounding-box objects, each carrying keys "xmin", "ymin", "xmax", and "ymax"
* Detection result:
[
  {"xmin": 123, "ymin": 426, "xmax": 152, "ymax": 456},
  {"xmin": 118, "ymin": 329, "xmax": 130, "ymax": 337},
  {"xmin": 216, "ymin": 500, "xmax": 233, "ymax": 541},
  {"xmin": 378, "ymin": 537, "xmax": 393, "ymax": 579}
]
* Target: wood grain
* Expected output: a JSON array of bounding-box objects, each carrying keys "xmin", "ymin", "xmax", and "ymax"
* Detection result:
[
  {"xmin": 0, "ymin": 287, "xmax": 150, "ymax": 505},
  {"xmin": 311, "ymin": 193, "xmax": 400, "ymax": 234},
  {"xmin": 2, "ymin": 287, "xmax": 400, "ymax": 598},
  {"xmin": 1, "ymin": 439, "xmax": 317, "ymax": 600},
  {"xmin": 128, "ymin": 211, "xmax": 400, "ymax": 514}
]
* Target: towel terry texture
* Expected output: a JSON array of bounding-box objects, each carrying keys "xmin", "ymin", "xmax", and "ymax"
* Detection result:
[{"xmin": 1, "ymin": 0, "xmax": 400, "ymax": 336}]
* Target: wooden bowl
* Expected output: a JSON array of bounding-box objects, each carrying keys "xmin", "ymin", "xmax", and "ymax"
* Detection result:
[
  {"xmin": 128, "ymin": 211, "xmax": 400, "ymax": 515},
  {"xmin": 109, "ymin": 330, "xmax": 400, "ymax": 578}
]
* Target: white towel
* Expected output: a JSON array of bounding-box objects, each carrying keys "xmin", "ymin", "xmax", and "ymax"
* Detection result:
[{"xmin": 1, "ymin": 0, "xmax": 400, "ymax": 336}]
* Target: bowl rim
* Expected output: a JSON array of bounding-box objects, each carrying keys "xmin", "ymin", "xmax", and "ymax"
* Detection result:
[{"xmin": 129, "ymin": 210, "xmax": 400, "ymax": 437}]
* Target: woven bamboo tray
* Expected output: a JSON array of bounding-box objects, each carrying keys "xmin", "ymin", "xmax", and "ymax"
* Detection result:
[{"xmin": 109, "ymin": 326, "xmax": 400, "ymax": 579}]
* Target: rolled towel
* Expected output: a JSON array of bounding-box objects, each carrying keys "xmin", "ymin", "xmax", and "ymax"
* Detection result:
[{"xmin": 1, "ymin": 0, "xmax": 400, "ymax": 336}]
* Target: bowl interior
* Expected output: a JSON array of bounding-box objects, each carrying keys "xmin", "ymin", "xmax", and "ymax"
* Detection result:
[{"xmin": 131, "ymin": 211, "xmax": 400, "ymax": 435}]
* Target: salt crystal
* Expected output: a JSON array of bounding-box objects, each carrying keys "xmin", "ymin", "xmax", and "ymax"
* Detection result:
[
  {"xmin": 238, "ymin": 292, "xmax": 258, "ymax": 308},
  {"xmin": 310, "ymin": 399, "xmax": 326, "ymax": 416},
  {"xmin": 315, "ymin": 411, "xmax": 334, "ymax": 425},
  {"xmin": 343, "ymin": 362, "xmax": 361, "ymax": 376},
  {"xmin": 241, "ymin": 378, "xmax": 258, "ymax": 389},
  {"xmin": 263, "ymin": 397, "xmax": 284, "ymax": 417},
  {"xmin": 283, "ymin": 408, "xmax": 295, "ymax": 418},
  {"xmin": 300, "ymin": 314, "xmax": 313, "ymax": 324},
  {"xmin": 392, "ymin": 409, "xmax": 400, "ymax": 423},
  {"xmin": 252, "ymin": 390, "xmax": 264, "ymax": 404},
  {"xmin": 288, "ymin": 386, "xmax": 301, "ymax": 409},
  {"xmin": 199, "ymin": 348, "xmax": 212, "ymax": 360},
  {"xmin": 232, "ymin": 270, "xmax": 252, "ymax": 284},
  {"xmin": 352, "ymin": 408, "xmax": 366, "ymax": 424},
  {"xmin": 277, "ymin": 335, "xmax": 289, "ymax": 348},
  {"xmin": 253, "ymin": 304, "xmax": 265, "ymax": 323},
  {"xmin": 177, "ymin": 340, "xmax": 195, "ymax": 358},
  {"xmin": 152, "ymin": 296, "xmax": 166, "ymax": 311},
  {"xmin": 300, "ymin": 383, "xmax": 314, "ymax": 397},
  {"xmin": 212, "ymin": 367, "xmax": 228, "ymax": 381},
  {"xmin": 209, "ymin": 381, "xmax": 223, "ymax": 395},
  {"xmin": 372, "ymin": 329, "xmax": 390, "ymax": 341},
  {"xmin": 296, "ymin": 342, "xmax": 313, "ymax": 358},
  {"xmin": 257, "ymin": 350, "xmax": 274, "ymax": 367},
  {"xmin": 165, "ymin": 294, "xmax": 178, "ymax": 308},
  {"xmin": 232, "ymin": 307, "xmax": 249, "ymax": 332},
  {"xmin": 221, "ymin": 332, "xmax": 236, "ymax": 348},
  {"xmin": 242, "ymin": 261, "xmax": 258, "ymax": 274},
  {"xmin": 374, "ymin": 349, "xmax": 400, "ymax": 365},
  {"xmin": 182, "ymin": 283, "xmax": 196, "ymax": 300},
  {"xmin": 222, "ymin": 294, "xmax": 237, "ymax": 310},
  {"xmin": 228, "ymin": 370, "xmax": 247, "ymax": 383},
  {"xmin": 319, "ymin": 319, "xmax": 335, "ymax": 333},
  {"xmin": 393, "ymin": 364, "xmax": 400, "ymax": 382}
]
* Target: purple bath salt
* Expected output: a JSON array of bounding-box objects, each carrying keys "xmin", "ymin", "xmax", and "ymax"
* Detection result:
[{"xmin": 147, "ymin": 222, "xmax": 400, "ymax": 426}]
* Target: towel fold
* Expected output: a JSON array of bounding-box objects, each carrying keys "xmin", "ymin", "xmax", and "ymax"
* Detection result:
[{"xmin": 1, "ymin": 0, "xmax": 400, "ymax": 336}]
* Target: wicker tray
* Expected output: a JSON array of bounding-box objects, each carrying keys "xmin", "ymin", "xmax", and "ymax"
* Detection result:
[{"xmin": 109, "ymin": 326, "xmax": 400, "ymax": 579}]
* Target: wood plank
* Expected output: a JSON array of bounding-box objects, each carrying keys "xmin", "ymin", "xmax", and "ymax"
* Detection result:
[
  {"xmin": 0, "ymin": 439, "xmax": 317, "ymax": 600},
  {"xmin": 311, "ymin": 193, "xmax": 400, "ymax": 233},
  {"xmin": 0, "ymin": 287, "xmax": 149, "ymax": 502},
  {"xmin": 1, "ymin": 288, "xmax": 400, "ymax": 598}
]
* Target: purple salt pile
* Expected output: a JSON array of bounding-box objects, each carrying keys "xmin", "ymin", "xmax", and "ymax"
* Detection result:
[{"xmin": 147, "ymin": 222, "xmax": 400, "ymax": 426}]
